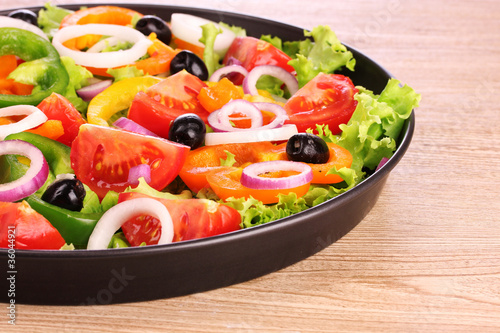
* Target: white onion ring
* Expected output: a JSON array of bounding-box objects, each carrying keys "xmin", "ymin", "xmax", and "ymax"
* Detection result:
[
  {"xmin": 0, "ymin": 16, "xmax": 48, "ymax": 40},
  {"xmin": 0, "ymin": 105, "xmax": 48, "ymax": 140},
  {"xmin": 208, "ymin": 99, "xmax": 263, "ymax": 132},
  {"xmin": 127, "ymin": 164, "xmax": 151, "ymax": 185},
  {"xmin": 242, "ymin": 65, "xmax": 299, "ymax": 96},
  {"xmin": 204, "ymin": 124, "xmax": 298, "ymax": 146},
  {"xmin": 0, "ymin": 140, "xmax": 49, "ymax": 202},
  {"xmin": 170, "ymin": 13, "xmax": 236, "ymax": 57},
  {"xmin": 241, "ymin": 160, "xmax": 313, "ymax": 190},
  {"xmin": 52, "ymin": 24, "xmax": 153, "ymax": 68},
  {"xmin": 87, "ymin": 198, "xmax": 174, "ymax": 250},
  {"xmin": 209, "ymin": 65, "xmax": 248, "ymax": 82}
]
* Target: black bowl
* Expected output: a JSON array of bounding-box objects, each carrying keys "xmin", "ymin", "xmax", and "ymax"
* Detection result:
[{"xmin": 0, "ymin": 3, "xmax": 414, "ymax": 305}]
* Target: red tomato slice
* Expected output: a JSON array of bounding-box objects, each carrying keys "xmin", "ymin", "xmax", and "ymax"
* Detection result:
[
  {"xmin": 223, "ymin": 37, "xmax": 295, "ymax": 84},
  {"xmin": 284, "ymin": 73, "xmax": 358, "ymax": 134},
  {"xmin": 70, "ymin": 124, "xmax": 190, "ymax": 198},
  {"xmin": 118, "ymin": 192, "xmax": 241, "ymax": 245},
  {"xmin": 128, "ymin": 71, "xmax": 210, "ymax": 137},
  {"xmin": 36, "ymin": 93, "xmax": 86, "ymax": 146},
  {"xmin": 0, "ymin": 201, "xmax": 65, "ymax": 250},
  {"xmin": 127, "ymin": 91, "xmax": 187, "ymax": 139}
]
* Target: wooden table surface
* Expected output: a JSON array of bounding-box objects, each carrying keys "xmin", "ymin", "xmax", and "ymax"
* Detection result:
[{"xmin": 1, "ymin": 0, "xmax": 499, "ymax": 332}]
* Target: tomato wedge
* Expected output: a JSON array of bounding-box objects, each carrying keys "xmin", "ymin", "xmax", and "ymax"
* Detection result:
[
  {"xmin": 0, "ymin": 201, "xmax": 65, "ymax": 250},
  {"xmin": 223, "ymin": 37, "xmax": 295, "ymax": 84},
  {"xmin": 119, "ymin": 192, "xmax": 241, "ymax": 245},
  {"xmin": 206, "ymin": 167, "xmax": 311, "ymax": 204},
  {"xmin": 284, "ymin": 73, "xmax": 358, "ymax": 134},
  {"xmin": 36, "ymin": 93, "xmax": 86, "ymax": 146},
  {"xmin": 70, "ymin": 124, "xmax": 190, "ymax": 198},
  {"xmin": 128, "ymin": 71, "xmax": 210, "ymax": 137}
]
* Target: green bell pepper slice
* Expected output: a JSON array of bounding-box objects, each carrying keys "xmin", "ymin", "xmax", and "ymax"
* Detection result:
[
  {"xmin": 1, "ymin": 132, "xmax": 103, "ymax": 248},
  {"xmin": 0, "ymin": 27, "xmax": 69, "ymax": 107}
]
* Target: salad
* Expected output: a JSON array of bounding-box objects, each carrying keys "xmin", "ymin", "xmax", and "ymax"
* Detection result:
[{"xmin": 0, "ymin": 4, "xmax": 420, "ymax": 251}]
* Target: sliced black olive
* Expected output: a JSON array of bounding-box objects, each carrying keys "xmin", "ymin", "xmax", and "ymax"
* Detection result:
[
  {"xmin": 135, "ymin": 15, "xmax": 172, "ymax": 45},
  {"xmin": 286, "ymin": 133, "xmax": 330, "ymax": 164},
  {"xmin": 8, "ymin": 9, "xmax": 38, "ymax": 26},
  {"xmin": 168, "ymin": 113, "xmax": 206, "ymax": 150},
  {"xmin": 170, "ymin": 50, "xmax": 209, "ymax": 81},
  {"xmin": 41, "ymin": 178, "xmax": 86, "ymax": 212}
]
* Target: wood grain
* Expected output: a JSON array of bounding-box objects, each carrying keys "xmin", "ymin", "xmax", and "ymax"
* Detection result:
[{"xmin": 1, "ymin": 0, "xmax": 499, "ymax": 332}]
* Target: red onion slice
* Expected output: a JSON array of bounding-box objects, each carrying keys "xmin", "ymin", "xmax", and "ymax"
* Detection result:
[
  {"xmin": 242, "ymin": 65, "xmax": 299, "ymax": 96},
  {"xmin": 87, "ymin": 198, "xmax": 174, "ymax": 250},
  {"xmin": 77, "ymin": 79, "xmax": 113, "ymax": 102},
  {"xmin": 252, "ymin": 102, "xmax": 288, "ymax": 130},
  {"xmin": 113, "ymin": 117, "xmax": 159, "ymax": 137},
  {"xmin": 241, "ymin": 160, "xmax": 313, "ymax": 190},
  {"xmin": 205, "ymin": 124, "xmax": 298, "ymax": 146},
  {"xmin": 0, "ymin": 140, "xmax": 49, "ymax": 202},
  {"xmin": 0, "ymin": 105, "xmax": 48, "ymax": 140},
  {"xmin": 127, "ymin": 164, "xmax": 151, "ymax": 185},
  {"xmin": 209, "ymin": 65, "xmax": 249, "ymax": 82},
  {"xmin": 375, "ymin": 157, "xmax": 390, "ymax": 171}
]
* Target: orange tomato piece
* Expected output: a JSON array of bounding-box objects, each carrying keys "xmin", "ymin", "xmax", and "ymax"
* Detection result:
[
  {"xmin": 198, "ymin": 78, "xmax": 244, "ymax": 113},
  {"xmin": 60, "ymin": 5, "xmax": 143, "ymax": 27},
  {"xmin": 172, "ymin": 37, "xmax": 205, "ymax": 59},
  {"xmin": 26, "ymin": 120, "xmax": 65, "ymax": 141},
  {"xmin": 0, "ymin": 55, "xmax": 34, "ymax": 95}
]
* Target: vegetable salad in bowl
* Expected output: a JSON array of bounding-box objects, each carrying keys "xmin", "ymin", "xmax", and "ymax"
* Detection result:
[{"xmin": 0, "ymin": 3, "xmax": 420, "ymax": 251}]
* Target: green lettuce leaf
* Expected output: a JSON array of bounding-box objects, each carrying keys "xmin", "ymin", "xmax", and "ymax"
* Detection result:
[
  {"xmin": 219, "ymin": 22, "xmax": 246, "ymax": 37},
  {"xmin": 224, "ymin": 192, "xmax": 309, "ymax": 228},
  {"xmin": 37, "ymin": 3, "xmax": 73, "ymax": 40},
  {"xmin": 314, "ymin": 78, "xmax": 420, "ymax": 178},
  {"xmin": 80, "ymin": 185, "xmax": 119, "ymax": 214},
  {"xmin": 199, "ymin": 23, "xmax": 222, "ymax": 77},
  {"xmin": 287, "ymin": 25, "xmax": 356, "ymax": 87},
  {"xmin": 124, "ymin": 177, "xmax": 193, "ymax": 200},
  {"xmin": 108, "ymin": 232, "xmax": 131, "ymax": 248},
  {"xmin": 107, "ymin": 66, "xmax": 144, "ymax": 81},
  {"xmin": 60, "ymin": 56, "xmax": 93, "ymax": 114},
  {"xmin": 220, "ymin": 150, "xmax": 236, "ymax": 167}
]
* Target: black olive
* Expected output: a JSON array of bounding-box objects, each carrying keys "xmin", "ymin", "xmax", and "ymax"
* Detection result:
[
  {"xmin": 41, "ymin": 178, "xmax": 86, "ymax": 212},
  {"xmin": 170, "ymin": 50, "xmax": 209, "ymax": 81},
  {"xmin": 8, "ymin": 9, "xmax": 38, "ymax": 26},
  {"xmin": 168, "ymin": 113, "xmax": 206, "ymax": 150},
  {"xmin": 286, "ymin": 133, "xmax": 330, "ymax": 164},
  {"xmin": 135, "ymin": 15, "xmax": 172, "ymax": 45}
]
